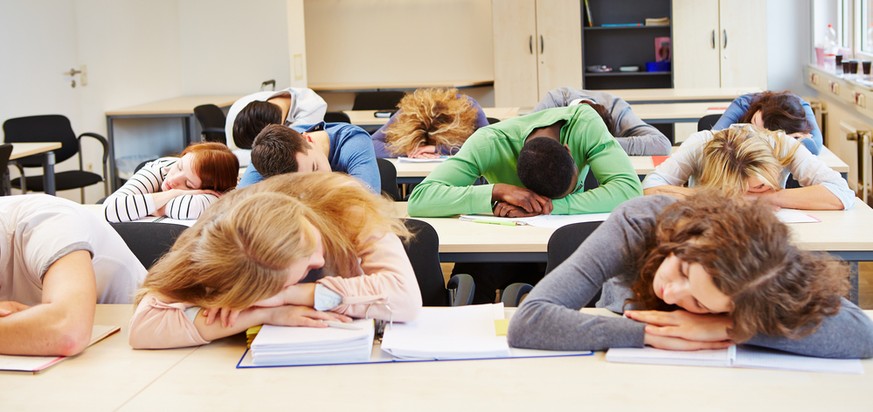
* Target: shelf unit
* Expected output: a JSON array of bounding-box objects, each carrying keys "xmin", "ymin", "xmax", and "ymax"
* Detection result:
[{"xmin": 581, "ymin": 0, "xmax": 673, "ymax": 90}]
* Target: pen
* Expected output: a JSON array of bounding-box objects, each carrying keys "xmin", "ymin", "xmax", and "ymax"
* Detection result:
[
  {"xmin": 461, "ymin": 218, "xmax": 526, "ymax": 227},
  {"xmin": 324, "ymin": 320, "xmax": 364, "ymax": 330}
]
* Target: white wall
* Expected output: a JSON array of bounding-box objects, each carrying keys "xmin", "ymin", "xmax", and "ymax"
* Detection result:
[{"xmin": 766, "ymin": 0, "xmax": 815, "ymax": 96}]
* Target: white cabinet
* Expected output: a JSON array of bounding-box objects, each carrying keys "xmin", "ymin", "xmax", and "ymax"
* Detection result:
[
  {"xmin": 672, "ymin": 0, "xmax": 767, "ymax": 89},
  {"xmin": 492, "ymin": 0, "xmax": 582, "ymax": 107}
]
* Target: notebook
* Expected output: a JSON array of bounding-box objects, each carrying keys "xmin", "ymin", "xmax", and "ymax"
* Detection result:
[
  {"xmin": 0, "ymin": 325, "xmax": 120, "ymax": 373},
  {"xmin": 249, "ymin": 319, "xmax": 375, "ymax": 366},
  {"xmin": 396, "ymin": 156, "xmax": 448, "ymax": 163},
  {"xmin": 459, "ymin": 213, "xmax": 610, "ymax": 229},
  {"xmin": 605, "ymin": 345, "xmax": 863, "ymax": 374}
]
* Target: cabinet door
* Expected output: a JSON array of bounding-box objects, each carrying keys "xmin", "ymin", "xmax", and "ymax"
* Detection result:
[
  {"xmin": 492, "ymin": 0, "xmax": 539, "ymax": 107},
  {"xmin": 535, "ymin": 0, "xmax": 582, "ymax": 98},
  {"xmin": 672, "ymin": 0, "xmax": 720, "ymax": 88},
  {"xmin": 719, "ymin": 0, "xmax": 767, "ymax": 88}
]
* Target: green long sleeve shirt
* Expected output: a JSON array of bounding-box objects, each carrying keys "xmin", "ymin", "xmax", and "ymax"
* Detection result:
[{"xmin": 407, "ymin": 105, "xmax": 642, "ymax": 217}]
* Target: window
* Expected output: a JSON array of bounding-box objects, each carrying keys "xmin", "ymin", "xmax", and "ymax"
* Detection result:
[{"xmin": 814, "ymin": 0, "xmax": 873, "ymax": 60}]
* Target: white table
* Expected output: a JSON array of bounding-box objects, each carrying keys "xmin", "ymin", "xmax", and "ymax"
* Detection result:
[{"xmin": 7, "ymin": 142, "xmax": 63, "ymax": 195}]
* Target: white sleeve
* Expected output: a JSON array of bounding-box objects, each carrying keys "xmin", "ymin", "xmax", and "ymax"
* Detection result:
[
  {"xmin": 102, "ymin": 159, "xmax": 172, "ymax": 222},
  {"xmin": 288, "ymin": 88, "xmax": 328, "ymax": 126},
  {"xmin": 781, "ymin": 135, "xmax": 856, "ymax": 210},
  {"xmin": 641, "ymin": 131, "xmax": 709, "ymax": 189}
]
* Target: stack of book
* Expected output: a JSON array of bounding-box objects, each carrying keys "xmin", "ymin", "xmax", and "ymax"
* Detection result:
[
  {"xmin": 645, "ymin": 17, "xmax": 670, "ymax": 26},
  {"xmin": 249, "ymin": 319, "xmax": 375, "ymax": 366}
]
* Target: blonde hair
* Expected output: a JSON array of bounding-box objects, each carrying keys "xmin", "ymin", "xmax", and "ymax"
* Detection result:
[
  {"xmin": 384, "ymin": 88, "xmax": 479, "ymax": 156},
  {"xmin": 137, "ymin": 173, "xmax": 409, "ymax": 308},
  {"xmin": 698, "ymin": 124, "xmax": 800, "ymax": 197}
]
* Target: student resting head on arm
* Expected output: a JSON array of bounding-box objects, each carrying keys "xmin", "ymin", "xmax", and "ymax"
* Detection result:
[
  {"xmin": 533, "ymin": 87, "xmax": 672, "ymax": 156},
  {"xmin": 642, "ymin": 124, "xmax": 854, "ymax": 210},
  {"xmin": 225, "ymin": 87, "xmax": 327, "ymax": 150},
  {"xmin": 712, "ymin": 91, "xmax": 821, "ymax": 155},
  {"xmin": 237, "ymin": 123, "xmax": 381, "ymax": 193},
  {"xmin": 129, "ymin": 172, "xmax": 421, "ymax": 349},
  {"xmin": 371, "ymin": 88, "xmax": 490, "ymax": 158},
  {"xmin": 103, "ymin": 142, "xmax": 239, "ymax": 223},
  {"xmin": 1, "ymin": 195, "xmax": 146, "ymax": 356},
  {"xmin": 508, "ymin": 192, "xmax": 873, "ymax": 358},
  {"xmin": 407, "ymin": 104, "xmax": 642, "ymax": 218}
]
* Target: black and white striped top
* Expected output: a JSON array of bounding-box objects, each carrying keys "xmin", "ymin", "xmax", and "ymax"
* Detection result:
[{"xmin": 103, "ymin": 157, "xmax": 218, "ymax": 222}]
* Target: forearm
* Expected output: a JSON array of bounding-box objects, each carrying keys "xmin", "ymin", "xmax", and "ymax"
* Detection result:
[
  {"xmin": 407, "ymin": 181, "xmax": 493, "ymax": 217},
  {"xmin": 192, "ymin": 307, "xmax": 272, "ymax": 342},
  {"xmin": 764, "ymin": 186, "xmax": 844, "ymax": 210},
  {"xmin": 164, "ymin": 194, "xmax": 219, "ymax": 219},
  {"xmin": 643, "ymin": 185, "xmax": 696, "ymax": 198},
  {"xmin": 0, "ymin": 303, "xmax": 94, "ymax": 356},
  {"xmin": 103, "ymin": 193, "xmax": 156, "ymax": 222}
]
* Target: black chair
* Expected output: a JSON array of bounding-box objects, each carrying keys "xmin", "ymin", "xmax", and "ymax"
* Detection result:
[
  {"xmin": 402, "ymin": 219, "xmax": 474, "ymax": 306},
  {"xmin": 352, "ymin": 91, "xmax": 405, "ymax": 111},
  {"xmin": 0, "ymin": 143, "xmax": 13, "ymax": 196},
  {"xmin": 110, "ymin": 222, "xmax": 189, "ymax": 269},
  {"xmin": 501, "ymin": 221, "xmax": 604, "ymax": 307},
  {"xmin": 4, "ymin": 114, "xmax": 109, "ymax": 201},
  {"xmin": 376, "ymin": 157, "xmax": 401, "ymax": 201},
  {"xmin": 324, "ymin": 111, "xmax": 351, "ymax": 123},
  {"xmin": 193, "ymin": 104, "xmax": 228, "ymax": 144},
  {"xmin": 486, "ymin": 117, "xmax": 501, "ymax": 125},
  {"xmin": 697, "ymin": 113, "xmax": 722, "ymax": 131}
]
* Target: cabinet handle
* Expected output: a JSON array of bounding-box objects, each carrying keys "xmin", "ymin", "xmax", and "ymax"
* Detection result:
[
  {"xmin": 540, "ymin": 35, "xmax": 544, "ymax": 54},
  {"xmin": 711, "ymin": 30, "xmax": 716, "ymax": 49},
  {"xmin": 529, "ymin": 35, "xmax": 533, "ymax": 54},
  {"xmin": 723, "ymin": 29, "xmax": 728, "ymax": 49}
]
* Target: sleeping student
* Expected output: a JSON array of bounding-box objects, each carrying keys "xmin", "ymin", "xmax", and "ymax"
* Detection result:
[
  {"xmin": 508, "ymin": 192, "xmax": 873, "ymax": 358},
  {"xmin": 129, "ymin": 172, "xmax": 421, "ymax": 349}
]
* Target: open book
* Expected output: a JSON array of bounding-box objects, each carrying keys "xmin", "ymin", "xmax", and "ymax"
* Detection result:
[
  {"xmin": 606, "ymin": 345, "xmax": 863, "ymax": 374},
  {"xmin": 249, "ymin": 319, "xmax": 375, "ymax": 366},
  {"xmin": 0, "ymin": 325, "xmax": 120, "ymax": 373}
]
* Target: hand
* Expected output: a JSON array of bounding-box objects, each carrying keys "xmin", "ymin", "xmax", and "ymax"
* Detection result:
[
  {"xmin": 0, "ymin": 301, "xmax": 30, "ymax": 317},
  {"xmin": 202, "ymin": 307, "xmax": 243, "ymax": 328},
  {"xmin": 493, "ymin": 201, "xmax": 539, "ymax": 217},
  {"xmin": 492, "ymin": 183, "xmax": 553, "ymax": 215},
  {"xmin": 267, "ymin": 305, "xmax": 353, "ymax": 327},
  {"xmin": 643, "ymin": 185, "xmax": 696, "ymax": 200},
  {"xmin": 743, "ymin": 191, "xmax": 780, "ymax": 210},
  {"xmin": 407, "ymin": 145, "xmax": 439, "ymax": 158},
  {"xmin": 626, "ymin": 309, "xmax": 733, "ymax": 342}
]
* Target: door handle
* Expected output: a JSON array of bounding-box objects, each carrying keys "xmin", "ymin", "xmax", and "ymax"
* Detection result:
[
  {"xmin": 529, "ymin": 35, "xmax": 533, "ymax": 54},
  {"xmin": 723, "ymin": 29, "xmax": 728, "ymax": 49},
  {"xmin": 711, "ymin": 30, "xmax": 716, "ymax": 49},
  {"xmin": 540, "ymin": 35, "xmax": 544, "ymax": 54}
]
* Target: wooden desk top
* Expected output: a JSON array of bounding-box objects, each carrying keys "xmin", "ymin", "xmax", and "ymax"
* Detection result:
[
  {"xmin": 9, "ymin": 142, "xmax": 62, "ymax": 159},
  {"xmin": 602, "ymin": 87, "xmax": 760, "ymax": 103},
  {"xmin": 310, "ymin": 79, "xmax": 494, "ymax": 92},
  {"xmin": 4, "ymin": 305, "xmax": 871, "ymax": 411},
  {"xmin": 105, "ymin": 95, "xmax": 241, "ymax": 116},
  {"xmin": 631, "ymin": 102, "xmax": 728, "ymax": 121}
]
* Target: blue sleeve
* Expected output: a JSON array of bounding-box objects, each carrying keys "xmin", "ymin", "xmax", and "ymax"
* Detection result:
[
  {"xmin": 336, "ymin": 128, "xmax": 382, "ymax": 193},
  {"xmin": 369, "ymin": 112, "xmax": 399, "ymax": 158},
  {"xmin": 469, "ymin": 98, "xmax": 490, "ymax": 128},
  {"xmin": 237, "ymin": 164, "xmax": 264, "ymax": 188},
  {"xmin": 800, "ymin": 99, "xmax": 823, "ymax": 155},
  {"xmin": 713, "ymin": 94, "xmax": 753, "ymax": 130}
]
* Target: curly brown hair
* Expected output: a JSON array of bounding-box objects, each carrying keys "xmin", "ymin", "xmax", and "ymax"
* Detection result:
[
  {"xmin": 384, "ymin": 88, "xmax": 479, "ymax": 156},
  {"xmin": 629, "ymin": 191, "xmax": 848, "ymax": 342}
]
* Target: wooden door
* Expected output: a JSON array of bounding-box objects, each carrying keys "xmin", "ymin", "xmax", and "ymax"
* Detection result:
[
  {"xmin": 719, "ymin": 0, "xmax": 768, "ymax": 88},
  {"xmin": 492, "ymin": 0, "xmax": 539, "ymax": 106},
  {"xmin": 672, "ymin": 0, "xmax": 721, "ymax": 88},
  {"xmin": 535, "ymin": 0, "xmax": 582, "ymax": 99}
]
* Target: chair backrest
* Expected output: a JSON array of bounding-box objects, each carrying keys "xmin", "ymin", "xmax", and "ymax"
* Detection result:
[
  {"xmin": 546, "ymin": 221, "xmax": 603, "ymax": 307},
  {"xmin": 352, "ymin": 91, "xmax": 406, "ymax": 111},
  {"xmin": 3, "ymin": 115, "xmax": 78, "ymax": 167},
  {"xmin": 697, "ymin": 113, "xmax": 722, "ymax": 131},
  {"xmin": 324, "ymin": 111, "xmax": 351, "ymax": 123},
  {"xmin": 402, "ymin": 218, "xmax": 450, "ymax": 306},
  {"xmin": 193, "ymin": 104, "xmax": 228, "ymax": 144},
  {"xmin": 376, "ymin": 157, "xmax": 401, "ymax": 201},
  {"xmin": 0, "ymin": 143, "xmax": 13, "ymax": 196},
  {"xmin": 110, "ymin": 222, "xmax": 189, "ymax": 269}
]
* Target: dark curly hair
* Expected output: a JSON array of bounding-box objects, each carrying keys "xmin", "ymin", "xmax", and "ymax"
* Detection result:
[
  {"xmin": 233, "ymin": 101, "xmax": 283, "ymax": 149},
  {"xmin": 517, "ymin": 137, "xmax": 577, "ymax": 198}
]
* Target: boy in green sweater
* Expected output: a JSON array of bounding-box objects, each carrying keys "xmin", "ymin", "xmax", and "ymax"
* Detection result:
[{"xmin": 408, "ymin": 104, "xmax": 642, "ymax": 217}]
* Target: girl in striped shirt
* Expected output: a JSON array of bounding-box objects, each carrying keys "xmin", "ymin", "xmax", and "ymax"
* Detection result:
[{"xmin": 103, "ymin": 142, "xmax": 239, "ymax": 222}]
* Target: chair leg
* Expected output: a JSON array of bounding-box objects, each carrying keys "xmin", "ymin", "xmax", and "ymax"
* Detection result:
[{"xmin": 12, "ymin": 162, "xmax": 27, "ymax": 193}]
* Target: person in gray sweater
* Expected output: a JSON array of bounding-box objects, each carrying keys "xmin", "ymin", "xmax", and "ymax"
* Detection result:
[
  {"xmin": 507, "ymin": 193, "xmax": 873, "ymax": 358},
  {"xmin": 534, "ymin": 87, "xmax": 672, "ymax": 156}
]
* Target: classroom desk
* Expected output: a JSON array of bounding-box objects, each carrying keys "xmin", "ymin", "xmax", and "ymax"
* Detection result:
[
  {"xmin": 601, "ymin": 87, "xmax": 760, "ymax": 104},
  {"xmin": 344, "ymin": 107, "xmax": 521, "ymax": 127},
  {"xmin": 310, "ymin": 79, "xmax": 494, "ymax": 92},
  {"xmin": 4, "ymin": 305, "xmax": 872, "ymax": 411},
  {"xmin": 9, "ymin": 142, "xmax": 63, "ymax": 195},
  {"xmin": 104, "ymin": 95, "xmax": 240, "ymax": 190},
  {"xmin": 387, "ymin": 147, "xmax": 850, "ymax": 185}
]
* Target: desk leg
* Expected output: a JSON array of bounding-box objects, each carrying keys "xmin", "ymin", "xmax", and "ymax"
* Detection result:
[
  {"xmin": 849, "ymin": 261, "xmax": 859, "ymax": 305},
  {"xmin": 184, "ymin": 116, "xmax": 194, "ymax": 146},
  {"xmin": 42, "ymin": 151, "xmax": 56, "ymax": 196},
  {"xmin": 106, "ymin": 116, "xmax": 120, "ymax": 191}
]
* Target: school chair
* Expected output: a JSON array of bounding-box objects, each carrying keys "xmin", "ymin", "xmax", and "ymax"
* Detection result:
[
  {"xmin": 352, "ymin": 91, "xmax": 405, "ymax": 111},
  {"xmin": 0, "ymin": 143, "xmax": 13, "ymax": 196},
  {"xmin": 376, "ymin": 157, "xmax": 401, "ymax": 201},
  {"xmin": 110, "ymin": 222, "xmax": 188, "ymax": 269},
  {"xmin": 697, "ymin": 113, "xmax": 721, "ymax": 131},
  {"xmin": 501, "ymin": 221, "xmax": 603, "ymax": 307},
  {"xmin": 324, "ymin": 111, "xmax": 351, "ymax": 123},
  {"xmin": 4, "ymin": 114, "xmax": 109, "ymax": 201},
  {"xmin": 193, "ymin": 104, "xmax": 228, "ymax": 144},
  {"xmin": 402, "ymin": 218, "xmax": 474, "ymax": 306}
]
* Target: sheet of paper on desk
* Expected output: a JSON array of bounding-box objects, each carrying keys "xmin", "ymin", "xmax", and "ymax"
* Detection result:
[
  {"xmin": 397, "ymin": 156, "xmax": 448, "ymax": 163},
  {"xmin": 606, "ymin": 345, "xmax": 863, "ymax": 374},
  {"xmin": 460, "ymin": 213, "xmax": 610, "ymax": 229},
  {"xmin": 0, "ymin": 325, "xmax": 120, "ymax": 373},
  {"xmin": 775, "ymin": 209, "xmax": 820, "ymax": 224}
]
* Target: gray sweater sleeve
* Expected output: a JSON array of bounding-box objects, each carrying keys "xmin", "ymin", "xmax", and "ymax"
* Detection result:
[
  {"xmin": 745, "ymin": 298, "xmax": 873, "ymax": 358},
  {"xmin": 507, "ymin": 196, "xmax": 677, "ymax": 351}
]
